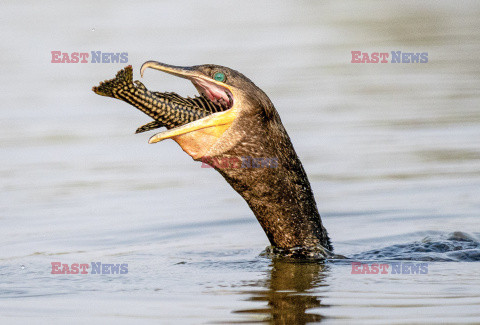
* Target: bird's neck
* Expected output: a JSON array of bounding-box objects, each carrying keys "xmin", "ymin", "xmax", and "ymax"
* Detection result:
[{"xmin": 210, "ymin": 133, "xmax": 332, "ymax": 255}]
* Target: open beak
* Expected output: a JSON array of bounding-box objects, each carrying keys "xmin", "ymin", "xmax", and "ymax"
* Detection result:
[{"xmin": 140, "ymin": 61, "xmax": 238, "ymax": 159}]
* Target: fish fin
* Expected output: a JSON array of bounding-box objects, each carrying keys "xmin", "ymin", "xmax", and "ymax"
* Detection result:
[
  {"xmin": 135, "ymin": 120, "xmax": 165, "ymax": 134},
  {"xmin": 178, "ymin": 94, "xmax": 221, "ymax": 112},
  {"xmin": 192, "ymin": 96, "xmax": 222, "ymax": 112},
  {"xmin": 153, "ymin": 92, "xmax": 192, "ymax": 106},
  {"xmin": 154, "ymin": 92, "xmax": 222, "ymax": 113},
  {"xmin": 92, "ymin": 65, "xmax": 133, "ymax": 98},
  {"xmin": 134, "ymin": 80, "xmax": 148, "ymax": 91}
]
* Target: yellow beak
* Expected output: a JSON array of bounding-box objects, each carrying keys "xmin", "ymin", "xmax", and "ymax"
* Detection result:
[{"xmin": 140, "ymin": 61, "xmax": 238, "ymax": 159}]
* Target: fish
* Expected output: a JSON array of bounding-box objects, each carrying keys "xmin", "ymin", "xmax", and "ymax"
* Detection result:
[{"xmin": 92, "ymin": 65, "xmax": 224, "ymax": 133}]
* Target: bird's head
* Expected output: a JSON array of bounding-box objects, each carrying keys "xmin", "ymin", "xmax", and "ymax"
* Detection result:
[{"xmin": 140, "ymin": 61, "xmax": 278, "ymax": 160}]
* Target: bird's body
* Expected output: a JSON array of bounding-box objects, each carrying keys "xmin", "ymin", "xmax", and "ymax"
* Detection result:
[{"xmin": 93, "ymin": 62, "xmax": 332, "ymax": 257}]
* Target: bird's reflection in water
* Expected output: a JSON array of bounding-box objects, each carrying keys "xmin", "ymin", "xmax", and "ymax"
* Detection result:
[{"xmin": 233, "ymin": 258, "xmax": 330, "ymax": 324}]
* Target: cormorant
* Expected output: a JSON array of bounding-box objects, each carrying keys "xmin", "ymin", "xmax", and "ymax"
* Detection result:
[{"xmin": 93, "ymin": 61, "xmax": 332, "ymax": 258}]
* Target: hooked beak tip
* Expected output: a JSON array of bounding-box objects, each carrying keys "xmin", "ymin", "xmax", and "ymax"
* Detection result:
[{"xmin": 140, "ymin": 61, "xmax": 153, "ymax": 78}]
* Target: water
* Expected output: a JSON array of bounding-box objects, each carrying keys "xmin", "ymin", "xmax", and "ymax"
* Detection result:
[{"xmin": 1, "ymin": 0, "xmax": 480, "ymax": 323}]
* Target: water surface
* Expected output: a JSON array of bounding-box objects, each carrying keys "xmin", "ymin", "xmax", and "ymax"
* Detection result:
[{"xmin": 1, "ymin": 0, "xmax": 480, "ymax": 323}]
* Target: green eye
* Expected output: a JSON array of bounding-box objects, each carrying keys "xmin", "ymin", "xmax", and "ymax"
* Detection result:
[{"xmin": 213, "ymin": 72, "xmax": 226, "ymax": 82}]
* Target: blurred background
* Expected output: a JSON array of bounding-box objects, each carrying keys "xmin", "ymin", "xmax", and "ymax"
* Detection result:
[{"xmin": 1, "ymin": 1, "xmax": 479, "ymax": 323}]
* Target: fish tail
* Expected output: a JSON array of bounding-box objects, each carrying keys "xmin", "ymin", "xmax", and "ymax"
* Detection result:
[
  {"xmin": 93, "ymin": 66, "xmax": 212, "ymax": 131},
  {"xmin": 92, "ymin": 65, "xmax": 133, "ymax": 98},
  {"xmin": 92, "ymin": 66, "xmax": 165, "ymax": 124}
]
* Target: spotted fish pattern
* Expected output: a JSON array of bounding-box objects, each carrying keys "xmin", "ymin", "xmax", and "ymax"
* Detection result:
[{"xmin": 92, "ymin": 65, "xmax": 223, "ymax": 133}]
